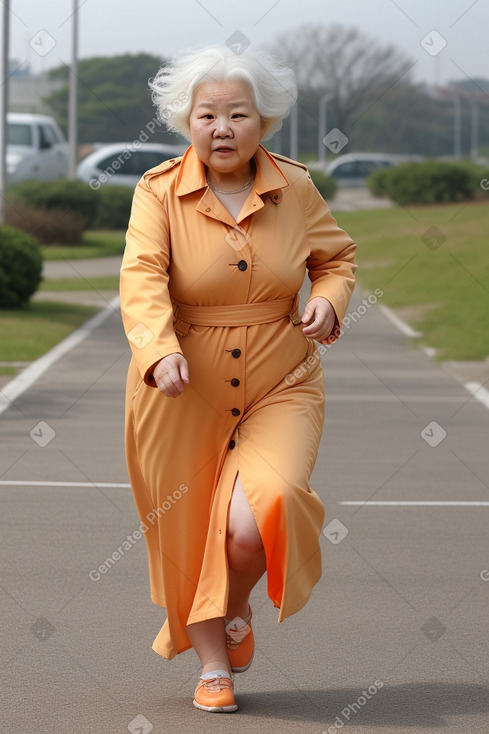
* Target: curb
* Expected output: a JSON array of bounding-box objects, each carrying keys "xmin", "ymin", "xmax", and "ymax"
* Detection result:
[{"xmin": 0, "ymin": 296, "xmax": 120, "ymax": 417}]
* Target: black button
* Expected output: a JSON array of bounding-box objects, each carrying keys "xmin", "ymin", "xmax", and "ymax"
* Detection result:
[
  {"xmin": 231, "ymin": 378, "xmax": 240, "ymax": 387},
  {"xmin": 231, "ymin": 408, "xmax": 241, "ymax": 417},
  {"xmin": 237, "ymin": 260, "xmax": 248, "ymax": 271},
  {"xmin": 231, "ymin": 349, "xmax": 241, "ymax": 358},
  {"xmin": 228, "ymin": 439, "xmax": 236, "ymax": 450}
]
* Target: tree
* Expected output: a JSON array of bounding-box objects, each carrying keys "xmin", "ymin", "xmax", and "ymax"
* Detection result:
[
  {"xmin": 268, "ymin": 24, "xmax": 415, "ymax": 137},
  {"xmin": 43, "ymin": 53, "xmax": 184, "ymax": 145}
]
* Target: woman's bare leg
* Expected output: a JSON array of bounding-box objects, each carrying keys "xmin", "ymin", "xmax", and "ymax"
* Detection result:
[
  {"xmin": 185, "ymin": 618, "xmax": 231, "ymax": 677},
  {"xmin": 186, "ymin": 474, "xmax": 266, "ymax": 675},
  {"xmin": 226, "ymin": 473, "xmax": 266, "ymax": 620}
]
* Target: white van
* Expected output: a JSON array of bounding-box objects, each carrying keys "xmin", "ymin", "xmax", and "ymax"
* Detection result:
[{"xmin": 7, "ymin": 112, "xmax": 68, "ymax": 186}]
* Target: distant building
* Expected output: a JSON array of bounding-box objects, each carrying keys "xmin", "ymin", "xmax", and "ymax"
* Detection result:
[{"xmin": 8, "ymin": 69, "xmax": 63, "ymax": 115}]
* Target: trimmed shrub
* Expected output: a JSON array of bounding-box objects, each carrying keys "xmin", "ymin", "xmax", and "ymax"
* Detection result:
[
  {"xmin": 7, "ymin": 179, "xmax": 99, "ymax": 224},
  {"xmin": 308, "ymin": 169, "xmax": 337, "ymax": 201},
  {"xmin": 367, "ymin": 167, "xmax": 393, "ymax": 198},
  {"xmin": 366, "ymin": 161, "xmax": 476, "ymax": 205},
  {"xmin": 468, "ymin": 165, "xmax": 489, "ymax": 200},
  {"xmin": 0, "ymin": 225, "xmax": 43, "ymax": 308},
  {"xmin": 91, "ymin": 185, "xmax": 134, "ymax": 230},
  {"xmin": 5, "ymin": 204, "xmax": 85, "ymax": 245}
]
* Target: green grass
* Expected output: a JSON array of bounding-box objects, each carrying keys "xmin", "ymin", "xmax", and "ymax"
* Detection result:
[
  {"xmin": 335, "ymin": 201, "xmax": 489, "ymax": 361},
  {"xmin": 0, "ymin": 301, "xmax": 99, "ymax": 361},
  {"xmin": 0, "ymin": 366, "xmax": 17, "ymax": 376},
  {"xmin": 40, "ymin": 275, "xmax": 120, "ymax": 291},
  {"xmin": 41, "ymin": 230, "xmax": 125, "ymax": 261}
]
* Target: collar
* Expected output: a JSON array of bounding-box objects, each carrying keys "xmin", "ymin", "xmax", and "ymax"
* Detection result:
[{"xmin": 175, "ymin": 144, "xmax": 289, "ymax": 198}]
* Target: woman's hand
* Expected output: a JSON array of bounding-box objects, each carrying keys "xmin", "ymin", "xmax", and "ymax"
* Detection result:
[
  {"xmin": 153, "ymin": 353, "xmax": 190, "ymax": 397},
  {"xmin": 301, "ymin": 297, "xmax": 337, "ymax": 342}
]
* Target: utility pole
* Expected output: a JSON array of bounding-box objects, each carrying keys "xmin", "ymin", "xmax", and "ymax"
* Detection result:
[
  {"xmin": 289, "ymin": 102, "xmax": 298, "ymax": 160},
  {"xmin": 68, "ymin": 0, "xmax": 79, "ymax": 179},
  {"xmin": 471, "ymin": 103, "xmax": 479, "ymax": 161},
  {"xmin": 318, "ymin": 94, "xmax": 332, "ymax": 167},
  {"xmin": 0, "ymin": 0, "xmax": 10, "ymax": 223},
  {"xmin": 453, "ymin": 96, "xmax": 462, "ymax": 159}
]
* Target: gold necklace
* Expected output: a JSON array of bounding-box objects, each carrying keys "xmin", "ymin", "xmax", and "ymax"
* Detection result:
[{"xmin": 207, "ymin": 178, "xmax": 254, "ymax": 195}]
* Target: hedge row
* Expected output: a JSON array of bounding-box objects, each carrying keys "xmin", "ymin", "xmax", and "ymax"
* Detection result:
[
  {"xmin": 367, "ymin": 160, "xmax": 489, "ymax": 205},
  {"xmin": 5, "ymin": 180, "xmax": 134, "ymax": 244},
  {"xmin": 0, "ymin": 225, "xmax": 43, "ymax": 308},
  {"xmin": 308, "ymin": 169, "xmax": 337, "ymax": 201}
]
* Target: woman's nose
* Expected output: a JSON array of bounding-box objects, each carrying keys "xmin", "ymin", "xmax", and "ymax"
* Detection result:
[{"xmin": 213, "ymin": 118, "xmax": 232, "ymax": 137}]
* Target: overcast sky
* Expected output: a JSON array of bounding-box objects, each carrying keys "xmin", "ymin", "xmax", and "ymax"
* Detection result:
[{"xmin": 7, "ymin": 0, "xmax": 488, "ymax": 88}]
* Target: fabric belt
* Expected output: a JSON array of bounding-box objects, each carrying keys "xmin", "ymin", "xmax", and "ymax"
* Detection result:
[{"xmin": 173, "ymin": 294, "xmax": 300, "ymax": 327}]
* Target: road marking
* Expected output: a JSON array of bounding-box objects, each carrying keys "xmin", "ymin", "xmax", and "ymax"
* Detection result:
[
  {"xmin": 378, "ymin": 304, "xmax": 422, "ymax": 338},
  {"xmin": 464, "ymin": 381, "xmax": 489, "ymax": 411},
  {"xmin": 0, "ymin": 296, "xmax": 120, "ymax": 417},
  {"xmin": 326, "ymin": 394, "xmax": 466, "ymax": 403},
  {"xmin": 0, "ymin": 480, "xmax": 130, "ymax": 488},
  {"xmin": 340, "ymin": 501, "xmax": 489, "ymax": 506},
  {"xmin": 378, "ymin": 304, "xmax": 489, "ymax": 413}
]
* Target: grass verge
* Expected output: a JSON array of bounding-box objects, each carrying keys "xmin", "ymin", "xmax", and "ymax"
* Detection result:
[
  {"xmin": 335, "ymin": 201, "xmax": 489, "ymax": 361},
  {"xmin": 39, "ymin": 276, "xmax": 120, "ymax": 291},
  {"xmin": 41, "ymin": 230, "xmax": 125, "ymax": 261},
  {"xmin": 0, "ymin": 301, "xmax": 99, "ymax": 362}
]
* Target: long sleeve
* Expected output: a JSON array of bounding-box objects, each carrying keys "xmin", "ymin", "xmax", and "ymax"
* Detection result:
[
  {"xmin": 120, "ymin": 176, "xmax": 182, "ymax": 387},
  {"xmin": 304, "ymin": 176, "xmax": 357, "ymax": 344}
]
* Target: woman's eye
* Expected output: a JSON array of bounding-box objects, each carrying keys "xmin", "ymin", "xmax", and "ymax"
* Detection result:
[{"xmin": 232, "ymin": 113, "xmax": 245, "ymax": 118}]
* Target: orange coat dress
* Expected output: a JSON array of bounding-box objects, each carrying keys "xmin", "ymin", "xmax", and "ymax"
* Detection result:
[{"xmin": 120, "ymin": 144, "xmax": 356, "ymax": 660}]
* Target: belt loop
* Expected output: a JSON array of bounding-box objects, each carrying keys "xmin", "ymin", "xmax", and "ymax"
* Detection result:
[
  {"xmin": 289, "ymin": 293, "xmax": 301, "ymax": 326},
  {"xmin": 172, "ymin": 304, "xmax": 191, "ymax": 337}
]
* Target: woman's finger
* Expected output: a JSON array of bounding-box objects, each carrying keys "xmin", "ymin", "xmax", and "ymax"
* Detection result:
[{"xmin": 154, "ymin": 354, "xmax": 190, "ymax": 397}]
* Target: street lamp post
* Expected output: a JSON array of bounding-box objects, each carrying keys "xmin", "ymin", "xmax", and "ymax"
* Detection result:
[
  {"xmin": 471, "ymin": 103, "xmax": 479, "ymax": 161},
  {"xmin": 318, "ymin": 94, "xmax": 332, "ymax": 167},
  {"xmin": 289, "ymin": 102, "xmax": 298, "ymax": 160},
  {"xmin": 0, "ymin": 0, "xmax": 10, "ymax": 223},
  {"xmin": 68, "ymin": 0, "xmax": 79, "ymax": 179},
  {"xmin": 453, "ymin": 96, "xmax": 462, "ymax": 159}
]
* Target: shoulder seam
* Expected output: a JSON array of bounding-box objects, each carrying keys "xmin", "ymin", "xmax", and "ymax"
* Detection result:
[
  {"xmin": 269, "ymin": 152, "xmax": 308, "ymax": 171},
  {"xmin": 144, "ymin": 156, "xmax": 183, "ymax": 179}
]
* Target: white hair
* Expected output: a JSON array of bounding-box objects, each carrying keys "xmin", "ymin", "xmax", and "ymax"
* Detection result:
[{"xmin": 149, "ymin": 45, "xmax": 297, "ymax": 141}]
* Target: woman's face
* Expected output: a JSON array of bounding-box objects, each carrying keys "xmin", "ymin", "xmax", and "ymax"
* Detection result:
[{"xmin": 189, "ymin": 78, "xmax": 266, "ymax": 179}]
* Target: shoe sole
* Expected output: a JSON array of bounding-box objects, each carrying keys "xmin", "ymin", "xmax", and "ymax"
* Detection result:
[
  {"xmin": 230, "ymin": 650, "xmax": 254, "ymax": 673},
  {"xmin": 193, "ymin": 699, "xmax": 238, "ymax": 713}
]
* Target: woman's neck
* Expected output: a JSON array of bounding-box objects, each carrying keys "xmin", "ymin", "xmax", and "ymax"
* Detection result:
[{"xmin": 206, "ymin": 160, "xmax": 255, "ymax": 192}]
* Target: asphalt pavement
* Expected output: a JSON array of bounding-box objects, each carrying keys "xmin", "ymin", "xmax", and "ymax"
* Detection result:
[{"xmin": 1, "ymin": 275, "xmax": 488, "ymax": 733}]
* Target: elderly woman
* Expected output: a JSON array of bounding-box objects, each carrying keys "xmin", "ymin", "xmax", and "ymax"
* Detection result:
[{"xmin": 120, "ymin": 45, "xmax": 356, "ymax": 713}]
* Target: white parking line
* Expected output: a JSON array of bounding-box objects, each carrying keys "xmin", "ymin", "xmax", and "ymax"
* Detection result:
[
  {"xmin": 378, "ymin": 304, "xmax": 489, "ymax": 412},
  {"xmin": 326, "ymin": 394, "xmax": 466, "ymax": 403},
  {"xmin": 0, "ymin": 480, "xmax": 130, "ymax": 488},
  {"xmin": 464, "ymin": 381, "xmax": 489, "ymax": 411},
  {"xmin": 340, "ymin": 501, "xmax": 489, "ymax": 506},
  {"xmin": 0, "ymin": 296, "xmax": 120, "ymax": 417},
  {"xmin": 378, "ymin": 304, "xmax": 422, "ymax": 338}
]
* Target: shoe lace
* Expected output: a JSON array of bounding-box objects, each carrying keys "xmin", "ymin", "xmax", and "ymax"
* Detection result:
[
  {"xmin": 225, "ymin": 619, "xmax": 251, "ymax": 648},
  {"xmin": 200, "ymin": 676, "xmax": 233, "ymax": 692}
]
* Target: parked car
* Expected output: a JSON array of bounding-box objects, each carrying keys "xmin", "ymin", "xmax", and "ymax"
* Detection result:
[
  {"xmin": 310, "ymin": 153, "xmax": 423, "ymax": 188},
  {"xmin": 7, "ymin": 112, "xmax": 68, "ymax": 186},
  {"xmin": 77, "ymin": 142, "xmax": 187, "ymax": 189}
]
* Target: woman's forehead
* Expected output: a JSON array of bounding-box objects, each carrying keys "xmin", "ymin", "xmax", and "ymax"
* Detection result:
[{"xmin": 192, "ymin": 79, "xmax": 254, "ymax": 105}]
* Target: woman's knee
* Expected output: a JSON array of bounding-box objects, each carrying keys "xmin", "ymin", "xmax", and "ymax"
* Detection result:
[
  {"xmin": 227, "ymin": 475, "xmax": 263, "ymax": 553},
  {"xmin": 227, "ymin": 522, "xmax": 263, "ymax": 555}
]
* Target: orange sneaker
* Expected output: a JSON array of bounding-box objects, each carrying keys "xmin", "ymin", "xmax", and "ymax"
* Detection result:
[
  {"xmin": 193, "ymin": 673, "xmax": 238, "ymax": 713},
  {"xmin": 226, "ymin": 610, "xmax": 254, "ymax": 673}
]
